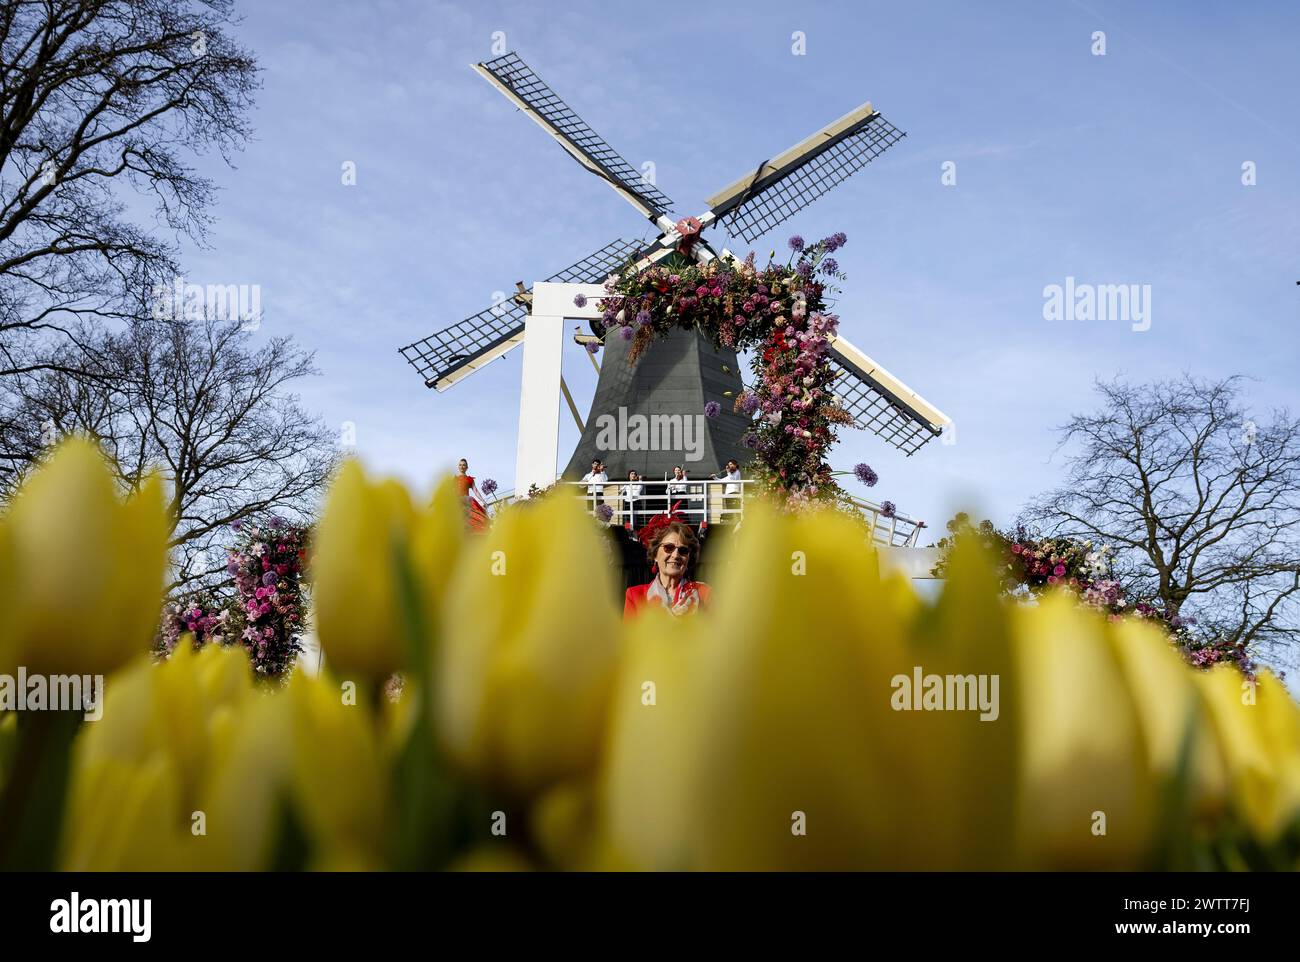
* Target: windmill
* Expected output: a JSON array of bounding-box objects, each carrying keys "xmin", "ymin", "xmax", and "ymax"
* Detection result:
[{"xmin": 399, "ymin": 51, "xmax": 951, "ymax": 495}]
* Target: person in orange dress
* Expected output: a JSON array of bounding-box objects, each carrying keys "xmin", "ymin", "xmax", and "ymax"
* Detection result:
[
  {"xmin": 455, "ymin": 458, "xmax": 490, "ymax": 532},
  {"xmin": 624, "ymin": 517, "xmax": 710, "ymax": 619}
]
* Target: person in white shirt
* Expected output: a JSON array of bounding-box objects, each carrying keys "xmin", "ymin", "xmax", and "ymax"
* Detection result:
[
  {"xmin": 666, "ymin": 465, "xmax": 688, "ymax": 498},
  {"xmin": 581, "ymin": 458, "xmax": 608, "ymax": 512},
  {"xmin": 712, "ymin": 459, "xmax": 742, "ymax": 495},
  {"xmin": 666, "ymin": 465, "xmax": 706, "ymax": 523},
  {"xmin": 665, "ymin": 465, "xmax": 689, "ymax": 520},
  {"xmin": 620, "ymin": 470, "xmax": 644, "ymax": 529},
  {"xmin": 711, "ymin": 459, "xmax": 743, "ymax": 521}
]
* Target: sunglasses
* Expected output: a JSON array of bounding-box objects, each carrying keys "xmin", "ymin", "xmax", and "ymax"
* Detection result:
[{"xmin": 659, "ymin": 543, "xmax": 692, "ymax": 557}]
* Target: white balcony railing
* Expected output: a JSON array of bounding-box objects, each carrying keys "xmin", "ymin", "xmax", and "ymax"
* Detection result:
[{"xmin": 486, "ymin": 478, "xmax": 926, "ymax": 547}]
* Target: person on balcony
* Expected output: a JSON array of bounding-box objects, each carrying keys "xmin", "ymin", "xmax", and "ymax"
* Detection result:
[
  {"xmin": 581, "ymin": 458, "xmax": 608, "ymax": 513},
  {"xmin": 666, "ymin": 465, "xmax": 701, "ymax": 524},
  {"xmin": 711, "ymin": 459, "xmax": 743, "ymax": 521},
  {"xmin": 455, "ymin": 458, "xmax": 490, "ymax": 533},
  {"xmin": 624, "ymin": 519, "xmax": 711, "ymax": 619},
  {"xmin": 620, "ymin": 470, "xmax": 644, "ymax": 529}
]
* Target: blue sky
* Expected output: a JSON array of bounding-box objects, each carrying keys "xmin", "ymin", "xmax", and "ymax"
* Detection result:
[{"xmin": 182, "ymin": 0, "xmax": 1299, "ymax": 532}]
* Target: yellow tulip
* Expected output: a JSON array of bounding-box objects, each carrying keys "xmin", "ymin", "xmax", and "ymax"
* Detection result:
[
  {"xmin": 449, "ymin": 846, "xmax": 534, "ymax": 871},
  {"xmin": 184, "ymin": 662, "xmax": 393, "ymax": 871},
  {"xmin": 594, "ymin": 607, "xmax": 708, "ymax": 870},
  {"xmin": 1252, "ymin": 673, "xmax": 1300, "ymax": 837},
  {"xmin": 1198, "ymin": 666, "xmax": 1300, "ymax": 842},
  {"xmin": 284, "ymin": 670, "xmax": 388, "ymax": 862},
  {"xmin": 61, "ymin": 643, "xmax": 256, "ymax": 870},
  {"xmin": 531, "ymin": 778, "xmax": 598, "ymax": 870},
  {"xmin": 0, "ymin": 711, "xmax": 14, "ymax": 790},
  {"xmin": 1107, "ymin": 618, "xmax": 1227, "ymax": 823},
  {"xmin": 65, "ymin": 641, "xmax": 397, "ymax": 870},
  {"xmin": 191, "ymin": 691, "xmax": 293, "ymax": 870},
  {"xmin": 602, "ymin": 502, "xmax": 963, "ymax": 870},
  {"xmin": 411, "ymin": 474, "xmax": 468, "ymax": 612},
  {"xmin": 312, "ymin": 460, "xmax": 418, "ymax": 679},
  {"xmin": 1011, "ymin": 593, "xmax": 1157, "ymax": 868},
  {"xmin": 436, "ymin": 493, "xmax": 620, "ymax": 796},
  {"xmin": 0, "ymin": 438, "xmax": 169, "ymax": 676},
  {"xmin": 903, "ymin": 532, "xmax": 1019, "ymax": 869}
]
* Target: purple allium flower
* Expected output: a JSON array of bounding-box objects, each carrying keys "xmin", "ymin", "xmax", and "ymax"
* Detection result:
[
  {"xmin": 788, "ymin": 235, "xmax": 805, "ymax": 252},
  {"xmin": 229, "ymin": 520, "xmax": 243, "ymax": 532},
  {"xmin": 854, "ymin": 462, "xmax": 878, "ymax": 486},
  {"xmin": 596, "ymin": 503, "xmax": 614, "ymax": 522},
  {"xmin": 741, "ymin": 431, "xmax": 759, "ymax": 449},
  {"xmin": 262, "ymin": 571, "xmax": 278, "ymax": 587},
  {"xmin": 880, "ymin": 500, "xmax": 897, "ymax": 519},
  {"xmin": 833, "ymin": 231, "xmax": 847, "ymax": 248},
  {"xmin": 821, "ymin": 258, "xmax": 839, "ymax": 274},
  {"xmin": 481, "ymin": 478, "xmax": 498, "ymax": 496},
  {"xmin": 573, "ymin": 293, "xmax": 588, "ymax": 308},
  {"xmin": 585, "ymin": 342, "xmax": 600, "ymax": 355},
  {"xmin": 739, "ymin": 393, "xmax": 761, "ymax": 415},
  {"xmin": 796, "ymin": 261, "xmax": 813, "ymax": 278},
  {"xmin": 704, "ymin": 400, "xmax": 721, "ymax": 418},
  {"xmin": 619, "ymin": 324, "xmax": 634, "ymax": 341},
  {"xmin": 635, "ymin": 309, "xmax": 651, "ymax": 327},
  {"xmin": 270, "ymin": 515, "xmax": 286, "ymax": 529}
]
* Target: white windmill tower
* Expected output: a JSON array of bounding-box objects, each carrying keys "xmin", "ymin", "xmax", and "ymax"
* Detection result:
[{"xmin": 400, "ymin": 51, "xmax": 951, "ymax": 501}]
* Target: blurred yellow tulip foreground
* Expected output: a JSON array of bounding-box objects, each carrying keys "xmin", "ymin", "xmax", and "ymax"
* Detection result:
[{"xmin": 0, "ymin": 439, "xmax": 1298, "ymax": 871}]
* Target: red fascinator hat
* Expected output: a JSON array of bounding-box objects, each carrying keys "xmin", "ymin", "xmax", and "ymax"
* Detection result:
[{"xmin": 637, "ymin": 500, "xmax": 687, "ymax": 552}]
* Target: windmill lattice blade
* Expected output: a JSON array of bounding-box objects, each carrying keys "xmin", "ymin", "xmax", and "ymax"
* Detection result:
[
  {"xmin": 399, "ymin": 238, "xmax": 642, "ymax": 391},
  {"xmin": 826, "ymin": 335, "xmax": 947, "ymax": 456},
  {"xmin": 710, "ymin": 110, "xmax": 905, "ymax": 243},
  {"xmin": 477, "ymin": 52, "xmax": 675, "ymax": 220}
]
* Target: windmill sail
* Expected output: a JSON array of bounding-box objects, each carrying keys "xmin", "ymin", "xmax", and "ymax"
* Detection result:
[
  {"xmin": 827, "ymin": 333, "xmax": 949, "ymax": 456},
  {"xmin": 473, "ymin": 52, "xmax": 675, "ymax": 222},
  {"xmin": 707, "ymin": 103, "xmax": 905, "ymax": 243},
  {"xmin": 399, "ymin": 238, "xmax": 642, "ymax": 391}
]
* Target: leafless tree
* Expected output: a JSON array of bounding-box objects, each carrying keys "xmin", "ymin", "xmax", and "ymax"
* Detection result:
[
  {"xmin": 1023, "ymin": 375, "xmax": 1300, "ymax": 660},
  {"xmin": 0, "ymin": 0, "xmax": 257, "ymax": 382},
  {"xmin": 1, "ymin": 315, "xmax": 337, "ymax": 594}
]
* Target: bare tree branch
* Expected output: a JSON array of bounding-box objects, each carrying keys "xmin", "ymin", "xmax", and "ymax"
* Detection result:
[
  {"xmin": 1023, "ymin": 375, "xmax": 1300, "ymax": 660},
  {"xmin": 0, "ymin": 0, "xmax": 258, "ymax": 379},
  {"xmin": 0, "ymin": 314, "xmax": 338, "ymax": 596}
]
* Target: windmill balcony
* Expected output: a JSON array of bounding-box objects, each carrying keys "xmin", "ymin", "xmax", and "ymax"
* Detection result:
[{"xmin": 489, "ymin": 479, "xmax": 928, "ymax": 549}]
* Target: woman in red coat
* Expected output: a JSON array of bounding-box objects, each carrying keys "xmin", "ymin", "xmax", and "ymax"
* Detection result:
[{"xmin": 624, "ymin": 519, "xmax": 711, "ymax": 619}]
